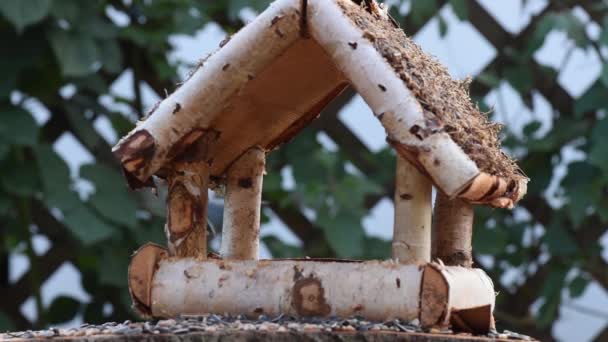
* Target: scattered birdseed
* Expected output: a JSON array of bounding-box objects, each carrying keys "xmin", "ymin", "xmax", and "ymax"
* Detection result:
[{"xmin": 0, "ymin": 314, "xmax": 535, "ymax": 341}]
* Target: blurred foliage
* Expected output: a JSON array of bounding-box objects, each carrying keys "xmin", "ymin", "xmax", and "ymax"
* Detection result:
[{"xmin": 0, "ymin": 0, "xmax": 607, "ymax": 341}]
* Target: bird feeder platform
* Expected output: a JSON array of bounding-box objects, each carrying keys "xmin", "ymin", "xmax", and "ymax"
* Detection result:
[{"xmin": 111, "ymin": 0, "xmax": 529, "ymax": 336}]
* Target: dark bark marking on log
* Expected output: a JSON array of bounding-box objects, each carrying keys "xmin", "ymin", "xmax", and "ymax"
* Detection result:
[
  {"xmin": 376, "ymin": 112, "xmax": 385, "ymax": 121},
  {"xmin": 122, "ymin": 167, "xmax": 156, "ymax": 191},
  {"xmin": 253, "ymin": 307, "xmax": 264, "ymax": 315},
  {"xmin": 437, "ymin": 251, "xmax": 471, "ymax": 268},
  {"xmin": 271, "ymin": 15, "xmax": 284, "ymax": 26},
  {"xmin": 292, "ymin": 277, "xmax": 331, "ymax": 317},
  {"xmin": 143, "ymin": 100, "xmax": 161, "ymax": 120},
  {"xmin": 293, "ymin": 265, "xmax": 304, "ymax": 282},
  {"xmin": 300, "ymin": 0, "xmax": 309, "ymax": 38},
  {"xmin": 348, "ymin": 42, "xmax": 358, "ymax": 49},
  {"xmin": 172, "ymin": 103, "xmax": 182, "ymax": 115},
  {"xmin": 238, "ymin": 177, "xmax": 253, "ymax": 189},
  {"xmin": 219, "ymin": 35, "xmax": 231, "ymax": 48},
  {"xmin": 248, "ymin": 74, "xmax": 255, "ymax": 81},
  {"xmin": 113, "ymin": 130, "xmax": 156, "ymax": 175},
  {"xmin": 396, "ymin": 278, "xmax": 401, "ymax": 288},
  {"xmin": 478, "ymin": 177, "xmax": 500, "ymax": 201},
  {"xmin": 275, "ymin": 28, "xmax": 285, "ymax": 38},
  {"xmin": 434, "ymin": 158, "xmax": 440, "ymax": 166},
  {"xmin": 184, "ymin": 269, "xmax": 194, "ymax": 279},
  {"xmin": 378, "ymin": 84, "xmax": 387, "ymax": 92},
  {"xmin": 388, "ymin": 140, "xmax": 432, "ymax": 180},
  {"xmin": 167, "ymin": 128, "xmax": 206, "ymax": 161},
  {"xmin": 399, "ymin": 193, "xmax": 412, "ymax": 200},
  {"xmin": 353, "ymin": 304, "xmax": 364, "ymax": 312},
  {"xmin": 222, "ymin": 63, "xmax": 230, "ymax": 71},
  {"xmin": 409, "ymin": 125, "xmax": 424, "ymax": 140}
]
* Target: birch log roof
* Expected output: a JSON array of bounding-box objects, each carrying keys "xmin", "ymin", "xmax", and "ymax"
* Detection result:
[{"xmin": 112, "ymin": 0, "xmax": 528, "ymax": 208}]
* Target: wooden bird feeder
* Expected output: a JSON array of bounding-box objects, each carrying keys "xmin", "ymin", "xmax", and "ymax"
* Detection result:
[{"xmin": 113, "ymin": 0, "xmax": 528, "ymax": 335}]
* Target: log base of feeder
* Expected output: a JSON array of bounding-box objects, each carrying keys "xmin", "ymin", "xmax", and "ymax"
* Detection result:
[{"xmin": 129, "ymin": 244, "xmax": 496, "ymax": 335}]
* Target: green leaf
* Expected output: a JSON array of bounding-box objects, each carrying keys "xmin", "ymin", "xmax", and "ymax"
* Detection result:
[
  {"xmin": 562, "ymin": 162, "xmax": 603, "ymax": 226},
  {"xmin": 83, "ymin": 301, "xmax": 105, "ymax": 325},
  {"xmin": 98, "ymin": 248, "xmax": 128, "ymax": 287},
  {"xmin": 50, "ymin": 0, "xmax": 81, "ymax": 23},
  {"xmin": 47, "ymin": 296, "xmax": 81, "ymax": 325},
  {"xmin": 568, "ymin": 275, "xmax": 589, "ymax": 298},
  {"xmin": 574, "ymin": 82, "xmax": 608, "ymax": 116},
  {"xmin": 601, "ymin": 64, "xmax": 608, "ymax": 88},
  {"xmin": 473, "ymin": 225, "xmax": 508, "ymax": 255},
  {"xmin": 0, "ymin": 0, "xmax": 51, "ymax": 33},
  {"xmin": 49, "ymin": 29, "xmax": 99, "ymax": 77},
  {"xmin": 504, "ymin": 64, "xmax": 533, "ymax": 93},
  {"xmin": 0, "ymin": 157, "xmax": 39, "ymax": 197},
  {"xmin": 98, "ymin": 39, "xmax": 122, "ymax": 74},
  {"xmin": 0, "ymin": 311, "xmax": 15, "ymax": 331},
  {"xmin": 438, "ymin": 14, "xmax": 448, "ymax": 38},
  {"xmin": 318, "ymin": 209, "xmax": 364, "ymax": 258},
  {"xmin": 263, "ymin": 236, "xmax": 302, "ymax": 258},
  {"xmin": 80, "ymin": 164, "xmax": 138, "ymax": 228},
  {"xmin": 0, "ymin": 107, "xmax": 39, "ymax": 146},
  {"xmin": 523, "ymin": 121, "xmax": 542, "ymax": 138},
  {"xmin": 62, "ymin": 204, "xmax": 117, "ymax": 245},
  {"xmin": 600, "ymin": 16, "xmax": 608, "ymax": 46},
  {"xmin": 537, "ymin": 268, "xmax": 567, "ymax": 327},
  {"xmin": 32, "ymin": 145, "xmax": 71, "ymax": 195},
  {"xmin": 449, "ymin": 0, "xmax": 468, "ymax": 21},
  {"xmin": 362, "ymin": 237, "xmax": 390, "ymax": 259},
  {"xmin": 588, "ymin": 119, "xmax": 608, "ymax": 172},
  {"xmin": 544, "ymin": 221, "xmax": 578, "ymax": 257},
  {"xmin": 410, "ymin": 0, "xmax": 438, "ymax": 27}
]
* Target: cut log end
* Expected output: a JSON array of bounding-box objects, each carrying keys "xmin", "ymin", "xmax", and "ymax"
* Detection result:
[
  {"xmin": 113, "ymin": 130, "xmax": 157, "ymax": 181},
  {"xmin": 420, "ymin": 264, "xmax": 449, "ymax": 329},
  {"xmin": 458, "ymin": 172, "xmax": 528, "ymax": 209},
  {"xmin": 128, "ymin": 243, "xmax": 168, "ymax": 317}
]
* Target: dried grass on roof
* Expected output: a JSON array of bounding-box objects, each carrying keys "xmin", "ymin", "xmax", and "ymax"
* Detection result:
[{"xmin": 340, "ymin": 0, "xmax": 525, "ymax": 183}]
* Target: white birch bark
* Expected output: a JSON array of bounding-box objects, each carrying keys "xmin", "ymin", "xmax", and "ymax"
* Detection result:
[
  {"xmin": 112, "ymin": 0, "xmax": 302, "ymax": 182},
  {"xmin": 151, "ymin": 259, "xmax": 422, "ymax": 320},
  {"xmin": 392, "ymin": 155, "xmax": 432, "ymax": 264},
  {"xmin": 220, "ymin": 147, "xmax": 266, "ymax": 260},
  {"xmin": 308, "ymin": 0, "xmax": 480, "ymax": 198}
]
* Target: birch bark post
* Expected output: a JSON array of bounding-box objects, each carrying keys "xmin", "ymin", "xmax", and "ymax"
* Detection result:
[
  {"xmin": 220, "ymin": 147, "xmax": 266, "ymax": 260},
  {"xmin": 393, "ymin": 155, "xmax": 432, "ymax": 263},
  {"xmin": 432, "ymin": 191, "xmax": 474, "ymax": 267},
  {"xmin": 165, "ymin": 161, "xmax": 210, "ymax": 259}
]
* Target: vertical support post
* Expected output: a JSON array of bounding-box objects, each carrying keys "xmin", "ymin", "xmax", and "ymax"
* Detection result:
[
  {"xmin": 393, "ymin": 155, "xmax": 432, "ymax": 263},
  {"xmin": 165, "ymin": 161, "xmax": 209, "ymax": 259},
  {"xmin": 221, "ymin": 147, "xmax": 266, "ymax": 260},
  {"xmin": 432, "ymin": 191, "xmax": 474, "ymax": 267}
]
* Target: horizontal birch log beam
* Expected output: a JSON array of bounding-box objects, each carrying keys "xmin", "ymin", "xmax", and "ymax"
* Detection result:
[{"xmin": 129, "ymin": 244, "xmax": 496, "ymax": 334}]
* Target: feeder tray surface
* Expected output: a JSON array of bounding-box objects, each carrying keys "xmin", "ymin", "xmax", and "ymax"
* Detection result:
[{"xmin": 0, "ymin": 315, "xmax": 536, "ymax": 342}]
